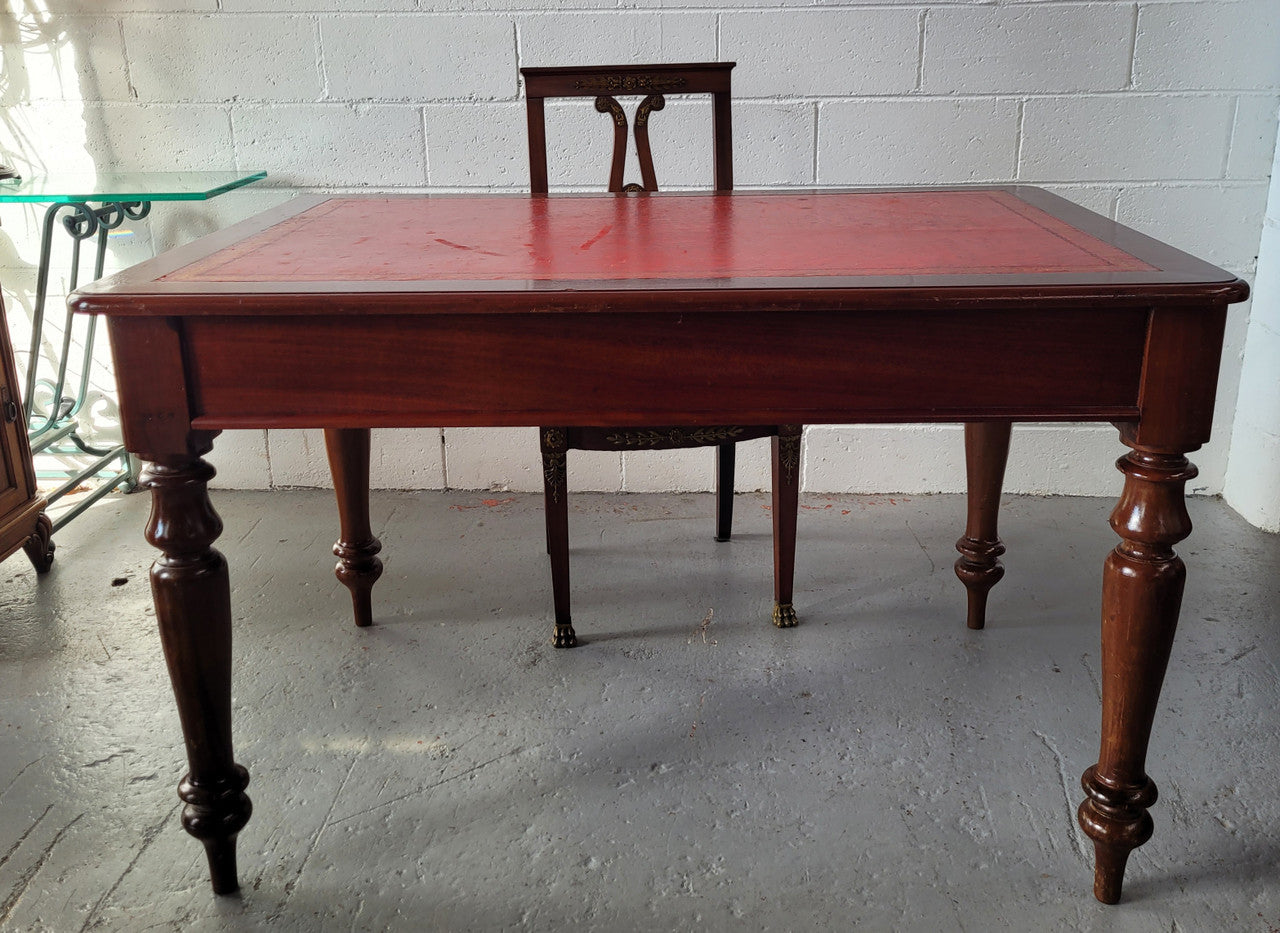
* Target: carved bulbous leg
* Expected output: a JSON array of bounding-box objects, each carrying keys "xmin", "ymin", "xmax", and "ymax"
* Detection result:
[
  {"xmin": 23, "ymin": 512, "xmax": 54, "ymax": 572},
  {"xmin": 771, "ymin": 426, "xmax": 801, "ymax": 628},
  {"xmin": 324, "ymin": 428, "xmax": 383, "ymax": 628},
  {"xmin": 144, "ymin": 458, "xmax": 252, "ymax": 895},
  {"xmin": 540, "ymin": 428, "xmax": 575, "ymax": 648},
  {"xmin": 1078, "ymin": 447, "xmax": 1195, "ymax": 904},
  {"xmin": 955, "ymin": 422, "xmax": 1012, "ymax": 629}
]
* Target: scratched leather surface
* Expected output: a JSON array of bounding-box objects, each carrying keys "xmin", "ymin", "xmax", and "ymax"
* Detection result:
[{"xmin": 163, "ymin": 190, "xmax": 1153, "ymax": 284}]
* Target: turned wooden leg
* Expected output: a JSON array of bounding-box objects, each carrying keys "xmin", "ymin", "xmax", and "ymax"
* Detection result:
[
  {"xmin": 23, "ymin": 512, "xmax": 54, "ymax": 572},
  {"xmin": 1078, "ymin": 447, "xmax": 1196, "ymax": 904},
  {"xmin": 955, "ymin": 421, "xmax": 1012, "ymax": 629},
  {"xmin": 715, "ymin": 442, "xmax": 735, "ymax": 542},
  {"xmin": 540, "ymin": 428, "xmax": 575, "ymax": 648},
  {"xmin": 771, "ymin": 425, "xmax": 802, "ymax": 628},
  {"xmin": 324, "ymin": 428, "xmax": 383, "ymax": 628},
  {"xmin": 144, "ymin": 457, "xmax": 251, "ymax": 895}
]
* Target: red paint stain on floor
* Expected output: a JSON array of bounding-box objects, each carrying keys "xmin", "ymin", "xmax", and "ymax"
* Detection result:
[{"xmin": 449, "ymin": 497, "xmax": 516, "ymax": 511}]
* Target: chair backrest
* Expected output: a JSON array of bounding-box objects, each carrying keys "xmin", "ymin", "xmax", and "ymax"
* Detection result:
[{"xmin": 520, "ymin": 62, "xmax": 734, "ymax": 195}]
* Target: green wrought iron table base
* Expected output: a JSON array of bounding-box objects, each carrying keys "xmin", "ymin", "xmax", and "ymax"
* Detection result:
[
  {"xmin": 1, "ymin": 170, "xmax": 265, "ymax": 534},
  {"xmin": 25, "ymin": 200, "xmax": 146, "ymax": 530}
]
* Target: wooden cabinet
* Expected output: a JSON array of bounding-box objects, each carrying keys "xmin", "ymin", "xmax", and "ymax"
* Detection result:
[{"xmin": 0, "ymin": 293, "xmax": 53, "ymax": 571}]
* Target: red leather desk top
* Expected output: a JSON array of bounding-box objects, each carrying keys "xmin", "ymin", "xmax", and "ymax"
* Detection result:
[{"xmin": 164, "ymin": 189, "xmax": 1154, "ymax": 284}]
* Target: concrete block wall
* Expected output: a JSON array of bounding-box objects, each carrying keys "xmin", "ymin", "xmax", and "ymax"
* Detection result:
[
  {"xmin": 0, "ymin": 1, "xmax": 1277, "ymax": 504},
  {"xmin": 1225, "ymin": 137, "xmax": 1280, "ymax": 531}
]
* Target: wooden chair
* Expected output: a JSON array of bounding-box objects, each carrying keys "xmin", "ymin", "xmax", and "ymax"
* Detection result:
[
  {"xmin": 320, "ymin": 63, "xmax": 1012, "ymax": 641},
  {"xmin": 522, "ymin": 62, "xmax": 801, "ymax": 648}
]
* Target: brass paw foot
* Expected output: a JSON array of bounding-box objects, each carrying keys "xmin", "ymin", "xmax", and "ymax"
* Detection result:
[
  {"xmin": 552, "ymin": 622, "xmax": 578, "ymax": 648},
  {"xmin": 772, "ymin": 602, "xmax": 798, "ymax": 628}
]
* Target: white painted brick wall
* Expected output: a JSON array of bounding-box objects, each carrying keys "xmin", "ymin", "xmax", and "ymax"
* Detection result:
[
  {"xmin": 422, "ymin": 102, "xmax": 527, "ymax": 187},
  {"xmin": 82, "ymin": 104, "xmax": 238, "ymax": 171},
  {"xmin": 923, "ymin": 6, "xmax": 1135, "ymax": 94},
  {"xmin": 819, "ymin": 99, "xmax": 1021, "ymax": 184},
  {"xmin": 321, "ymin": 16, "xmax": 515, "ymax": 101},
  {"xmin": 1134, "ymin": 1, "xmax": 1280, "ymax": 91},
  {"xmin": 234, "ymin": 104, "xmax": 428, "ymax": 187},
  {"xmin": 518, "ymin": 13, "xmax": 717, "ymax": 68},
  {"xmin": 1229, "ymin": 95, "xmax": 1280, "ymax": 178},
  {"xmin": 1225, "ymin": 131, "xmax": 1280, "ymax": 530},
  {"xmin": 721, "ymin": 10, "xmax": 920, "ymax": 96},
  {"xmin": 1116, "ymin": 183, "xmax": 1269, "ymax": 269},
  {"xmin": 0, "ymin": 2, "xmax": 1275, "ymax": 511},
  {"xmin": 1020, "ymin": 96, "xmax": 1237, "ymax": 181},
  {"xmin": 126, "ymin": 16, "xmax": 324, "ymax": 102}
]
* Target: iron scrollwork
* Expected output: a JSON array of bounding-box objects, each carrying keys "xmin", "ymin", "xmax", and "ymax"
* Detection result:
[
  {"xmin": 23, "ymin": 197, "xmax": 154, "ymax": 527},
  {"xmin": 59, "ymin": 202, "xmax": 101, "ymax": 241},
  {"xmin": 58, "ymin": 200, "xmax": 152, "ymax": 241}
]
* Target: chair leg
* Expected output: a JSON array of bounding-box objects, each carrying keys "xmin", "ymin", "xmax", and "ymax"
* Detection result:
[
  {"xmin": 771, "ymin": 426, "xmax": 802, "ymax": 628},
  {"xmin": 324, "ymin": 428, "xmax": 383, "ymax": 628},
  {"xmin": 714, "ymin": 442, "xmax": 735, "ymax": 542},
  {"xmin": 540, "ymin": 428, "xmax": 576, "ymax": 648},
  {"xmin": 954, "ymin": 422, "xmax": 1013, "ymax": 630}
]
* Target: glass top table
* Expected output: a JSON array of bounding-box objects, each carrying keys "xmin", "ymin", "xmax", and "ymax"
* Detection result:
[
  {"xmin": 0, "ymin": 169, "xmax": 266, "ymax": 541},
  {"xmin": 0, "ymin": 170, "xmax": 267, "ymax": 204}
]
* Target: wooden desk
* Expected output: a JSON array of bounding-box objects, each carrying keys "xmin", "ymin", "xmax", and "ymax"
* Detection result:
[{"xmin": 72, "ymin": 187, "xmax": 1248, "ymax": 904}]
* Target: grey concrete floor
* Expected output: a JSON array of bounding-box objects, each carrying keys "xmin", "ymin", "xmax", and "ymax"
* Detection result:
[{"xmin": 0, "ymin": 488, "xmax": 1277, "ymax": 932}]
